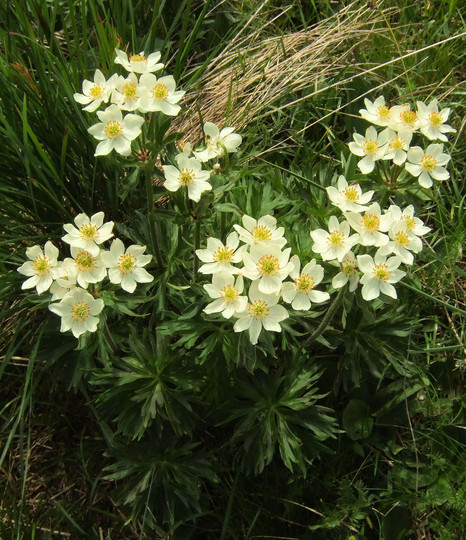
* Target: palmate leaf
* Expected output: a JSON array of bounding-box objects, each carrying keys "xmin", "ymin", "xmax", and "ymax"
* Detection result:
[{"xmin": 223, "ymin": 361, "xmax": 339, "ymax": 475}]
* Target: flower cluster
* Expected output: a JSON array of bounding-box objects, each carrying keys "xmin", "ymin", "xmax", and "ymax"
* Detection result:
[
  {"xmin": 17, "ymin": 212, "xmax": 153, "ymax": 338},
  {"xmin": 197, "ymin": 215, "xmax": 330, "ymax": 345},
  {"xmin": 74, "ymin": 49, "xmax": 185, "ymax": 156},
  {"xmin": 313, "ymin": 175, "xmax": 430, "ymax": 300},
  {"xmin": 350, "ymin": 97, "xmax": 455, "ymax": 188}
]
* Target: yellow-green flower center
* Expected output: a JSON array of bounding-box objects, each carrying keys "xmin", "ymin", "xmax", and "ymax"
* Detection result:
[
  {"xmin": 248, "ymin": 299, "xmax": 269, "ymax": 320},
  {"xmin": 389, "ymin": 137, "xmax": 405, "ymax": 151},
  {"xmin": 130, "ymin": 54, "xmax": 146, "ymax": 63},
  {"xmin": 75, "ymin": 251, "xmax": 97, "ymax": 272},
  {"xmin": 328, "ymin": 230, "xmax": 345, "ymax": 247},
  {"xmin": 221, "ymin": 285, "xmax": 239, "ymax": 304},
  {"xmin": 394, "ymin": 231, "xmax": 410, "ymax": 247},
  {"xmin": 104, "ymin": 120, "xmax": 123, "ymax": 139},
  {"xmin": 79, "ymin": 223, "xmax": 99, "ymax": 240},
  {"xmin": 377, "ymin": 105, "xmax": 391, "ymax": 119},
  {"xmin": 420, "ymin": 154, "xmax": 437, "ymax": 172},
  {"xmin": 342, "ymin": 186, "xmax": 359, "ymax": 202},
  {"xmin": 362, "ymin": 139, "xmax": 379, "ymax": 156},
  {"xmin": 33, "ymin": 255, "xmax": 50, "ymax": 276},
  {"xmin": 400, "ymin": 109, "xmax": 417, "ymax": 126},
  {"xmin": 428, "ymin": 112, "xmax": 442, "ymax": 127},
  {"xmin": 178, "ymin": 168, "xmax": 195, "ymax": 186},
  {"xmin": 342, "ymin": 259, "xmax": 357, "ymax": 276},
  {"xmin": 373, "ymin": 263, "xmax": 390, "ymax": 281},
  {"xmin": 257, "ymin": 255, "xmax": 279, "ymax": 276},
  {"xmin": 152, "ymin": 83, "xmax": 168, "ymax": 100},
  {"xmin": 122, "ymin": 82, "xmax": 137, "ymax": 99},
  {"xmin": 117, "ymin": 253, "xmax": 137, "ymax": 274},
  {"xmin": 362, "ymin": 213, "xmax": 380, "ymax": 232},
  {"xmin": 294, "ymin": 273, "xmax": 315, "ymax": 294},
  {"xmin": 89, "ymin": 84, "xmax": 104, "ymax": 99},
  {"xmin": 401, "ymin": 215, "xmax": 416, "ymax": 232},
  {"xmin": 251, "ymin": 225, "xmax": 272, "ymax": 242},
  {"xmin": 71, "ymin": 301, "xmax": 90, "ymax": 322},
  {"xmin": 213, "ymin": 246, "xmax": 234, "ymax": 263}
]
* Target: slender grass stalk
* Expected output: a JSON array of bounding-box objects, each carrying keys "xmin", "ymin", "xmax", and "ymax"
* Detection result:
[{"xmin": 144, "ymin": 164, "xmax": 164, "ymax": 268}]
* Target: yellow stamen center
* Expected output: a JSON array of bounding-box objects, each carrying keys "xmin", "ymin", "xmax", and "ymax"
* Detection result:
[
  {"xmin": 178, "ymin": 168, "xmax": 195, "ymax": 186},
  {"xmin": 362, "ymin": 213, "xmax": 380, "ymax": 232},
  {"xmin": 89, "ymin": 84, "xmax": 104, "ymax": 99},
  {"xmin": 362, "ymin": 139, "xmax": 379, "ymax": 155},
  {"xmin": 420, "ymin": 154, "xmax": 437, "ymax": 172},
  {"xmin": 152, "ymin": 83, "xmax": 168, "ymax": 100},
  {"xmin": 130, "ymin": 54, "xmax": 147, "ymax": 63},
  {"xmin": 294, "ymin": 273, "xmax": 315, "ymax": 294},
  {"xmin": 104, "ymin": 120, "xmax": 123, "ymax": 139},
  {"xmin": 117, "ymin": 254, "xmax": 137, "ymax": 274},
  {"xmin": 75, "ymin": 251, "xmax": 97, "ymax": 272},
  {"xmin": 33, "ymin": 255, "xmax": 50, "ymax": 276},
  {"xmin": 328, "ymin": 230, "xmax": 345, "ymax": 247},
  {"xmin": 248, "ymin": 299, "xmax": 269, "ymax": 320},
  {"xmin": 122, "ymin": 82, "xmax": 137, "ymax": 99},
  {"xmin": 428, "ymin": 112, "xmax": 442, "ymax": 127},
  {"xmin": 220, "ymin": 285, "xmax": 239, "ymax": 304},
  {"xmin": 257, "ymin": 255, "xmax": 280, "ymax": 276},
  {"xmin": 394, "ymin": 231, "xmax": 410, "ymax": 247},
  {"xmin": 389, "ymin": 137, "xmax": 405, "ymax": 151},
  {"xmin": 251, "ymin": 225, "xmax": 272, "ymax": 242},
  {"xmin": 71, "ymin": 301, "xmax": 90, "ymax": 322},
  {"xmin": 377, "ymin": 105, "xmax": 391, "ymax": 119},
  {"xmin": 341, "ymin": 259, "xmax": 357, "ymax": 276},
  {"xmin": 342, "ymin": 186, "xmax": 359, "ymax": 202},
  {"xmin": 213, "ymin": 246, "xmax": 234, "ymax": 263},
  {"xmin": 401, "ymin": 215, "xmax": 416, "ymax": 232},
  {"xmin": 373, "ymin": 263, "xmax": 390, "ymax": 282},
  {"xmin": 400, "ymin": 109, "xmax": 417, "ymax": 126},
  {"xmin": 79, "ymin": 223, "xmax": 99, "ymax": 240}
]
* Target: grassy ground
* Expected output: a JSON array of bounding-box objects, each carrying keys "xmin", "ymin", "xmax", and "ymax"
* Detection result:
[{"xmin": 1, "ymin": 0, "xmax": 465, "ymax": 538}]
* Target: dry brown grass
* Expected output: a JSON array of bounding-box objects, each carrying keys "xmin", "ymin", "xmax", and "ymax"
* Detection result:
[{"xmin": 174, "ymin": 0, "xmax": 399, "ymax": 142}]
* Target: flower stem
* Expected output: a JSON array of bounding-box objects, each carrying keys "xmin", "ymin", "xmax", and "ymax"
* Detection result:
[
  {"xmin": 305, "ymin": 286, "xmax": 346, "ymax": 346},
  {"xmin": 145, "ymin": 164, "xmax": 164, "ymax": 268},
  {"xmin": 193, "ymin": 217, "xmax": 201, "ymax": 281}
]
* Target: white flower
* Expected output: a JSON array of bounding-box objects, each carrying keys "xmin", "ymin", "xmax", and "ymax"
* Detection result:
[
  {"xmin": 281, "ymin": 256, "xmax": 330, "ymax": 310},
  {"xmin": 88, "ymin": 104, "xmax": 144, "ymax": 156},
  {"xmin": 233, "ymin": 214, "xmax": 286, "ymax": 248},
  {"xmin": 138, "ymin": 74, "xmax": 185, "ymax": 116},
  {"xmin": 194, "ymin": 122, "xmax": 242, "ymax": 162},
  {"xmin": 345, "ymin": 203, "xmax": 390, "ymax": 247},
  {"xmin": 100, "ymin": 239, "xmax": 153, "ymax": 293},
  {"xmin": 203, "ymin": 274, "xmax": 248, "ymax": 319},
  {"xmin": 50, "ymin": 259, "xmax": 78, "ymax": 301},
  {"xmin": 49, "ymin": 287, "xmax": 104, "ymax": 338},
  {"xmin": 326, "ymin": 175, "xmax": 374, "ymax": 212},
  {"xmin": 73, "ymin": 70, "xmax": 117, "ymax": 113},
  {"xmin": 65, "ymin": 247, "xmax": 107, "ymax": 289},
  {"xmin": 62, "ymin": 211, "xmax": 114, "ymax": 256},
  {"xmin": 242, "ymin": 245, "xmax": 294, "ymax": 295},
  {"xmin": 196, "ymin": 232, "xmax": 246, "ymax": 275},
  {"xmin": 310, "ymin": 216, "xmax": 359, "ymax": 262},
  {"xmin": 358, "ymin": 254, "xmax": 406, "ymax": 301},
  {"xmin": 376, "ymin": 221, "xmax": 423, "ymax": 265},
  {"xmin": 162, "ymin": 154, "xmax": 211, "ymax": 202},
  {"xmin": 384, "ymin": 205, "xmax": 431, "ymax": 237},
  {"xmin": 359, "ymin": 96, "xmax": 393, "ymax": 127},
  {"xmin": 114, "ymin": 49, "xmax": 164, "ymax": 74},
  {"xmin": 416, "ymin": 99, "xmax": 456, "ymax": 141},
  {"xmin": 233, "ymin": 281, "xmax": 288, "ymax": 345},
  {"xmin": 348, "ymin": 126, "xmax": 389, "ymax": 173},
  {"xmin": 17, "ymin": 241, "xmax": 59, "ymax": 294},
  {"xmin": 405, "ymin": 144, "xmax": 450, "ymax": 188},
  {"xmin": 111, "ymin": 72, "xmax": 141, "ymax": 111},
  {"xmin": 382, "ymin": 128, "xmax": 413, "ymax": 165},
  {"xmin": 331, "ymin": 251, "xmax": 360, "ymax": 292},
  {"xmin": 389, "ymin": 104, "xmax": 419, "ymax": 133}
]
